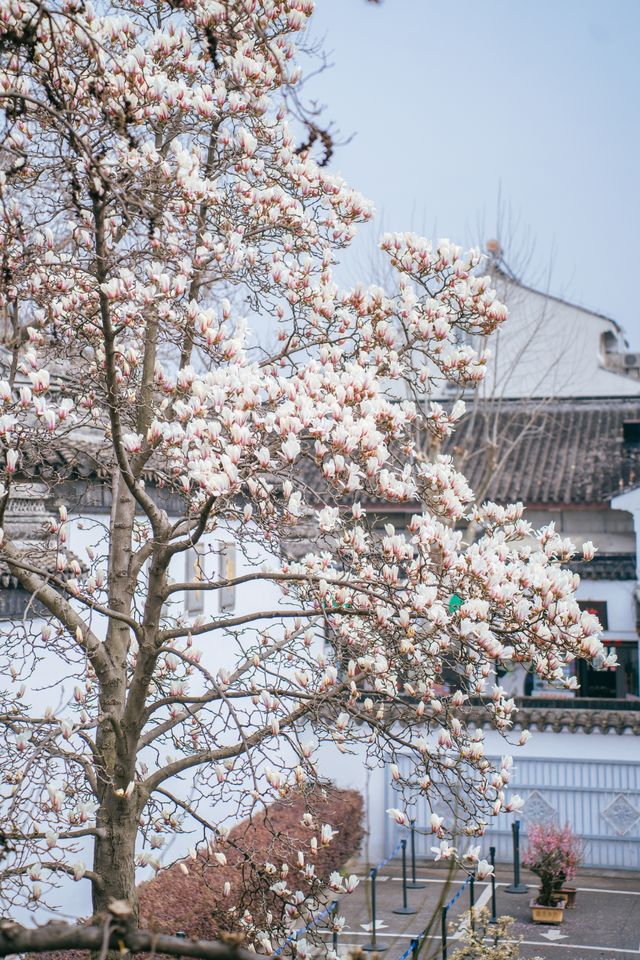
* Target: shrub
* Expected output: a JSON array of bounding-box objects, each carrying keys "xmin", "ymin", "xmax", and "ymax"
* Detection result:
[{"xmin": 139, "ymin": 785, "xmax": 364, "ymax": 946}]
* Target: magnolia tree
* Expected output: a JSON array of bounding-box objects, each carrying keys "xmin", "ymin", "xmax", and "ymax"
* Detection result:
[{"xmin": 0, "ymin": 0, "xmax": 612, "ymax": 948}]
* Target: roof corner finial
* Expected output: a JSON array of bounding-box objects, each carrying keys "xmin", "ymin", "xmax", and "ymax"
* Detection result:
[{"xmin": 485, "ymin": 238, "xmax": 502, "ymax": 263}]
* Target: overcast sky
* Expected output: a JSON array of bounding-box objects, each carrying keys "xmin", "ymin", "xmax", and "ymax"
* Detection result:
[{"xmin": 307, "ymin": 0, "xmax": 640, "ymax": 344}]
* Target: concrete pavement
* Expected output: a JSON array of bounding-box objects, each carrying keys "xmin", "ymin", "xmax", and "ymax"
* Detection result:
[{"xmin": 316, "ymin": 863, "xmax": 640, "ymax": 960}]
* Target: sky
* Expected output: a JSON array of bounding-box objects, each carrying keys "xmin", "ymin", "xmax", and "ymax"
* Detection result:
[{"xmin": 305, "ymin": 0, "xmax": 640, "ymax": 344}]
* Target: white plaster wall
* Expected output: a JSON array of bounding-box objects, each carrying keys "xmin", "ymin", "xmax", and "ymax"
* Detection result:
[
  {"xmin": 316, "ymin": 741, "xmax": 388, "ymax": 864},
  {"xmin": 575, "ymin": 578, "xmax": 637, "ymax": 641},
  {"xmin": 331, "ymin": 728, "xmax": 640, "ymax": 871},
  {"xmin": 64, "ymin": 513, "xmax": 284, "ymax": 645},
  {"xmin": 470, "ymin": 282, "xmax": 640, "ymax": 399},
  {"xmin": 481, "ymin": 728, "xmax": 640, "ymax": 763}
]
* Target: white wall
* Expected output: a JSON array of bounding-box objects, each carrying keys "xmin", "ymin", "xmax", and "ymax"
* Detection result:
[
  {"xmin": 325, "ymin": 724, "xmax": 640, "ymax": 869},
  {"xmin": 481, "ymin": 728, "xmax": 639, "ymax": 763},
  {"xmin": 576, "ymin": 578, "xmax": 637, "ymax": 641},
  {"xmin": 474, "ymin": 280, "xmax": 640, "ymax": 399},
  {"xmin": 316, "ymin": 741, "xmax": 388, "ymax": 864}
]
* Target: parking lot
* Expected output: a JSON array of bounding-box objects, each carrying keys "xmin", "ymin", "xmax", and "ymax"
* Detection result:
[{"xmin": 319, "ymin": 863, "xmax": 640, "ymax": 960}]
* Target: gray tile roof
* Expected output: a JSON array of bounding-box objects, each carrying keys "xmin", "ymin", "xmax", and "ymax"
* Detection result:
[
  {"xmin": 13, "ymin": 397, "xmax": 640, "ymax": 511},
  {"xmin": 568, "ymin": 554, "xmax": 636, "ymax": 580},
  {"xmin": 445, "ymin": 396, "xmax": 640, "ymax": 505},
  {"xmin": 467, "ymin": 702, "xmax": 640, "ymax": 734}
]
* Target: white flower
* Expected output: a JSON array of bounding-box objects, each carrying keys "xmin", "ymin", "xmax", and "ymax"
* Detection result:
[
  {"xmin": 476, "ymin": 859, "xmax": 494, "ymax": 880},
  {"xmin": 294, "ymin": 939, "xmax": 310, "ymax": 958},
  {"xmin": 343, "ymin": 874, "xmax": 359, "ymax": 893},
  {"xmin": 431, "ymin": 840, "xmax": 456, "ymax": 861},
  {"xmin": 281, "ymin": 434, "xmax": 300, "ymax": 461},
  {"xmin": 318, "ymin": 506, "xmax": 340, "ymax": 531},
  {"xmin": 429, "ymin": 812, "xmax": 444, "ymax": 832},
  {"xmin": 386, "ymin": 807, "xmax": 408, "ymax": 826},
  {"xmin": 320, "ymin": 823, "xmax": 338, "ymax": 845},
  {"xmin": 123, "ymin": 433, "xmax": 143, "ymax": 454},
  {"xmin": 462, "ymin": 845, "xmax": 481, "ymax": 864}
]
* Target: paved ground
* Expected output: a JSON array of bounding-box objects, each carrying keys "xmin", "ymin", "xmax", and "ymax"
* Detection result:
[{"xmin": 317, "ymin": 862, "xmax": 640, "ymax": 960}]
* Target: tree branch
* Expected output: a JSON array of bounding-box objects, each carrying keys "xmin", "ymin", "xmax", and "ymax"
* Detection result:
[
  {"xmin": 160, "ymin": 607, "xmax": 366, "ymax": 642},
  {"xmin": 1, "ymin": 542, "xmax": 113, "ymax": 682},
  {"xmin": 0, "ymin": 920, "xmax": 263, "ymax": 960}
]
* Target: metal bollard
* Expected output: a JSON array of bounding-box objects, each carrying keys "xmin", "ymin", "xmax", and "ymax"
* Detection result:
[
  {"xmin": 331, "ymin": 899, "xmax": 339, "ymax": 954},
  {"xmin": 469, "ymin": 874, "xmax": 475, "ymax": 932},
  {"xmin": 441, "ymin": 905, "xmax": 448, "ymax": 960},
  {"xmin": 406, "ymin": 819, "xmax": 426, "ymax": 890},
  {"xmin": 393, "ymin": 839, "xmax": 417, "ymax": 915},
  {"xmin": 505, "ymin": 820, "xmax": 528, "ymax": 894},
  {"xmin": 489, "ymin": 846, "xmax": 498, "ymax": 923},
  {"xmin": 362, "ymin": 866, "xmax": 388, "ymax": 953}
]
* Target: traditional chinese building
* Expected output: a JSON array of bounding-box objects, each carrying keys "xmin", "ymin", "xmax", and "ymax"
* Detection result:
[{"xmin": 353, "ymin": 266, "xmax": 640, "ymax": 868}]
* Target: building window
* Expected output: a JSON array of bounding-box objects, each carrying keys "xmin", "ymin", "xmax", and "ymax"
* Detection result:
[
  {"xmin": 577, "ymin": 642, "xmax": 639, "ymax": 700},
  {"xmin": 600, "ymin": 329, "xmax": 618, "ymax": 355},
  {"xmin": 577, "ymin": 599, "xmax": 608, "ymax": 630},
  {"xmin": 623, "ymin": 421, "xmax": 640, "ymax": 449},
  {"xmin": 218, "ymin": 542, "xmax": 236, "ymax": 612},
  {"xmin": 184, "ymin": 545, "xmax": 205, "ymax": 614}
]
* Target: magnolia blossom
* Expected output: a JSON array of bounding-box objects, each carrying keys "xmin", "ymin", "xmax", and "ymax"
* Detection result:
[
  {"xmin": 387, "ymin": 808, "xmax": 409, "ymax": 826},
  {"xmin": 430, "ymin": 813, "xmax": 444, "ymax": 833},
  {"xmin": 476, "ymin": 859, "xmax": 494, "ymax": 880},
  {"xmin": 432, "ymin": 840, "xmax": 456, "ymax": 862},
  {"xmin": 328, "ymin": 871, "xmax": 359, "ymax": 894}
]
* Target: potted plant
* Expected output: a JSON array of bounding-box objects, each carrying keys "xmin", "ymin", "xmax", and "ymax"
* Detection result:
[
  {"xmin": 522, "ymin": 823, "xmax": 582, "ymax": 923},
  {"xmin": 553, "ymin": 825, "xmax": 583, "ymax": 908}
]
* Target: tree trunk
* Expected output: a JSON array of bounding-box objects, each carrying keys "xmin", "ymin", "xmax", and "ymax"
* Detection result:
[
  {"xmin": 92, "ymin": 470, "xmax": 139, "ymax": 920},
  {"xmin": 92, "ymin": 797, "xmax": 139, "ymax": 920}
]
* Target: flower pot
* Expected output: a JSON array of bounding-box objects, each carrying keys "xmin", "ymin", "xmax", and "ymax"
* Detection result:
[
  {"xmin": 529, "ymin": 898, "xmax": 566, "ymax": 924},
  {"xmin": 559, "ymin": 885, "xmax": 577, "ymax": 908}
]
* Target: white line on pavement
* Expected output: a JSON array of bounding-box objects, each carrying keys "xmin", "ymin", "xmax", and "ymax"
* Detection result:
[
  {"xmin": 325, "ymin": 931, "xmax": 640, "ymax": 955},
  {"xmin": 451, "ymin": 882, "xmax": 493, "ymax": 940},
  {"xmin": 517, "ymin": 940, "xmax": 640, "ymax": 955},
  {"xmin": 359, "ymin": 875, "xmax": 640, "ymax": 897},
  {"xmin": 571, "ymin": 886, "xmax": 640, "ymax": 896}
]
